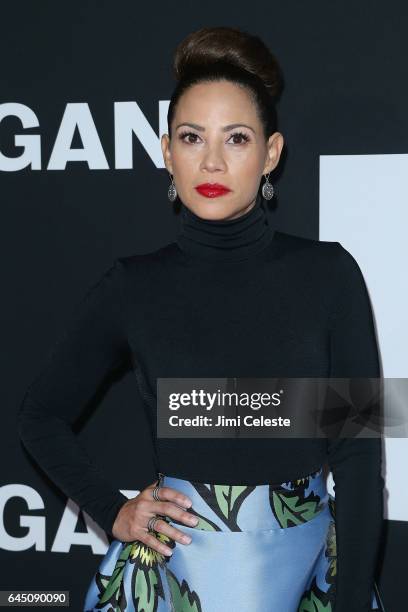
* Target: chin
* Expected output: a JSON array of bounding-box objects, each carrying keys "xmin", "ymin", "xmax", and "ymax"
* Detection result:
[{"xmin": 190, "ymin": 198, "xmax": 241, "ymax": 221}]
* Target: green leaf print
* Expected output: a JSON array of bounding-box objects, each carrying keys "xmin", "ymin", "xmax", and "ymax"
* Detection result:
[
  {"xmin": 214, "ymin": 485, "xmax": 247, "ymax": 519},
  {"xmin": 166, "ymin": 567, "xmax": 202, "ymax": 612},
  {"xmin": 133, "ymin": 567, "xmax": 160, "ymax": 612},
  {"xmin": 298, "ymin": 590, "xmax": 333, "ymax": 611},
  {"xmin": 191, "ymin": 482, "xmax": 255, "ymax": 530},
  {"xmin": 194, "ymin": 515, "xmax": 221, "ymax": 531},
  {"xmin": 271, "ymin": 490, "xmax": 322, "ymax": 527},
  {"xmin": 298, "ymin": 576, "xmax": 335, "ymax": 612},
  {"xmin": 325, "ymin": 519, "xmax": 337, "ymax": 583},
  {"xmin": 98, "ymin": 543, "xmax": 132, "ymax": 606}
]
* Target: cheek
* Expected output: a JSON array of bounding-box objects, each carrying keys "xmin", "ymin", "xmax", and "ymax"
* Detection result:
[
  {"xmin": 172, "ymin": 146, "xmax": 198, "ymax": 171},
  {"xmin": 226, "ymin": 146, "xmax": 262, "ymax": 166},
  {"xmin": 229, "ymin": 151, "xmax": 262, "ymax": 178},
  {"xmin": 171, "ymin": 154, "xmax": 195, "ymax": 185}
]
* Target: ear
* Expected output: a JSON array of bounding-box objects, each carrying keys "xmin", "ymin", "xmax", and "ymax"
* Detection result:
[
  {"xmin": 161, "ymin": 133, "xmax": 173, "ymax": 175},
  {"xmin": 263, "ymin": 132, "xmax": 284, "ymax": 175}
]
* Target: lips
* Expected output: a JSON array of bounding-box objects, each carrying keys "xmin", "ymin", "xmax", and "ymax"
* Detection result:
[{"xmin": 195, "ymin": 183, "xmax": 231, "ymax": 198}]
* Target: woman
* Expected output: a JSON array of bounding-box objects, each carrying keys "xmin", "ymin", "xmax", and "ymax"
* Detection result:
[{"xmin": 18, "ymin": 27, "xmax": 385, "ymax": 611}]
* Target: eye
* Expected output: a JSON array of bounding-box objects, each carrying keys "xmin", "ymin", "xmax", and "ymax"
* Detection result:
[
  {"xmin": 178, "ymin": 131, "xmax": 201, "ymax": 144},
  {"xmin": 177, "ymin": 130, "xmax": 251, "ymax": 145},
  {"xmin": 228, "ymin": 131, "xmax": 251, "ymax": 145}
]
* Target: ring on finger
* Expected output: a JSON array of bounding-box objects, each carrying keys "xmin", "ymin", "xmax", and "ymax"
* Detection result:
[
  {"xmin": 152, "ymin": 485, "xmax": 161, "ymax": 501},
  {"xmin": 147, "ymin": 515, "xmax": 160, "ymax": 533}
]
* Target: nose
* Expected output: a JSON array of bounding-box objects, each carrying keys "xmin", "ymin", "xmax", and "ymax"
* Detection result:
[{"xmin": 199, "ymin": 143, "xmax": 227, "ymax": 173}]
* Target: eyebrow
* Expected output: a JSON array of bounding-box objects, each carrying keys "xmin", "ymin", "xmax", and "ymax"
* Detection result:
[{"xmin": 175, "ymin": 122, "xmax": 255, "ymax": 134}]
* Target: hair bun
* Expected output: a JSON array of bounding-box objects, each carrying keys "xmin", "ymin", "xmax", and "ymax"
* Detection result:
[{"xmin": 173, "ymin": 26, "xmax": 282, "ymax": 100}]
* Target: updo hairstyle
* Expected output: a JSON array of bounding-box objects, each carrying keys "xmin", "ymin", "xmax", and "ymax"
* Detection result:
[{"xmin": 167, "ymin": 26, "xmax": 283, "ymax": 141}]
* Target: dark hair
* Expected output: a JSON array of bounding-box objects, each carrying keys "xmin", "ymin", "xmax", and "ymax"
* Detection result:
[{"xmin": 167, "ymin": 27, "xmax": 284, "ymax": 141}]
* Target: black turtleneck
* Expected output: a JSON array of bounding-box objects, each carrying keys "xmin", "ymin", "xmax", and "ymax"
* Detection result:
[
  {"xmin": 18, "ymin": 194, "xmax": 383, "ymax": 612},
  {"xmin": 177, "ymin": 193, "xmax": 275, "ymax": 261}
]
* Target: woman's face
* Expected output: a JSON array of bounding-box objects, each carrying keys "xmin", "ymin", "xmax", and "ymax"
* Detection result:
[{"xmin": 161, "ymin": 79, "xmax": 284, "ymax": 221}]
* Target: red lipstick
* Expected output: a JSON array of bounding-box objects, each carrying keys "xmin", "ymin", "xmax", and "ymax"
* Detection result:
[{"xmin": 195, "ymin": 183, "xmax": 231, "ymax": 198}]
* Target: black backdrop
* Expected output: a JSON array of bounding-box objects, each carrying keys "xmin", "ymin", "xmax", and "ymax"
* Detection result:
[{"xmin": 1, "ymin": 1, "xmax": 407, "ymax": 609}]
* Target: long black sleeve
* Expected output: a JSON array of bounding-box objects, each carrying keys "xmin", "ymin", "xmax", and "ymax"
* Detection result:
[
  {"xmin": 17, "ymin": 259, "xmax": 131, "ymax": 536},
  {"xmin": 16, "ymin": 207, "xmax": 386, "ymax": 608},
  {"xmin": 327, "ymin": 244, "xmax": 384, "ymax": 612}
]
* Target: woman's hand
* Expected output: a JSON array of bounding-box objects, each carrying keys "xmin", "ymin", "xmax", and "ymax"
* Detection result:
[{"xmin": 111, "ymin": 478, "xmax": 199, "ymax": 556}]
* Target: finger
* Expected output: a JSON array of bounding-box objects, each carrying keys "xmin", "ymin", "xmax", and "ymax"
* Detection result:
[
  {"xmin": 138, "ymin": 530, "xmax": 173, "ymax": 556},
  {"xmin": 151, "ymin": 485, "xmax": 192, "ymax": 509},
  {"xmin": 152, "ymin": 517, "xmax": 192, "ymax": 545},
  {"xmin": 153, "ymin": 501, "xmax": 199, "ymax": 527}
]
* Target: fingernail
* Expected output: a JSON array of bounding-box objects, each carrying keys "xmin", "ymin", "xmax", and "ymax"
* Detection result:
[{"xmin": 182, "ymin": 535, "xmax": 192, "ymax": 543}]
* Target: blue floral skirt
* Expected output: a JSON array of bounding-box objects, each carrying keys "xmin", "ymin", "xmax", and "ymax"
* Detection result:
[{"xmin": 83, "ymin": 466, "xmax": 382, "ymax": 611}]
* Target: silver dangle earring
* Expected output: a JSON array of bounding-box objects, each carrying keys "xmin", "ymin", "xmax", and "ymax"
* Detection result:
[
  {"xmin": 167, "ymin": 172, "xmax": 177, "ymax": 202},
  {"xmin": 261, "ymin": 172, "xmax": 274, "ymax": 200}
]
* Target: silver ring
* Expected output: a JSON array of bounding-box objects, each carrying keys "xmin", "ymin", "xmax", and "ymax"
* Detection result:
[
  {"xmin": 152, "ymin": 485, "xmax": 161, "ymax": 501},
  {"xmin": 147, "ymin": 515, "xmax": 160, "ymax": 533}
]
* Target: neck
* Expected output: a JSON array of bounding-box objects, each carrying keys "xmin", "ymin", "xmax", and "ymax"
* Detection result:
[{"xmin": 176, "ymin": 193, "xmax": 275, "ymax": 262}]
